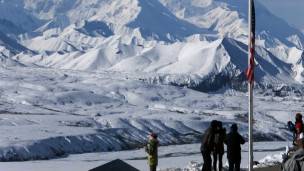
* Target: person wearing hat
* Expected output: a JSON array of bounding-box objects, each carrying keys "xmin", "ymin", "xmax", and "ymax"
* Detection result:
[
  {"xmin": 225, "ymin": 123, "xmax": 245, "ymax": 171},
  {"xmin": 145, "ymin": 132, "xmax": 159, "ymax": 171}
]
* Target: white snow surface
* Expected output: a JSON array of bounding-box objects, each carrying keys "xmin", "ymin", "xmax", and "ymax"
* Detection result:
[
  {"xmin": 0, "ymin": 0, "xmax": 303, "ymax": 85},
  {"xmin": 0, "ymin": 65, "xmax": 299, "ymax": 162},
  {"xmin": 0, "ymin": 142, "xmax": 287, "ymax": 171}
]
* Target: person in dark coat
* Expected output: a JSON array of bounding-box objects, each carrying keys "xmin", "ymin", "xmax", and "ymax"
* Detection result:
[
  {"xmin": 213, "ymin": 121, "xmax": 226, "ymax": 171},
  {"xmin": 145, "ymin": 132, "xmax": 159, "ymax": 171},
  {"xmin": 225, "ymin": 123, "xmax": 245, "ymax": 171},
  {"xmin": 200, "ymin": 120, "xmax": 218, "ymax": 171}
]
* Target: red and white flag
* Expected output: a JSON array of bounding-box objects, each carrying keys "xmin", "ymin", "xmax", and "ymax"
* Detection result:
[{"xmin": 246, "ymin": 0, "xmax": 255, "ymax": 84}]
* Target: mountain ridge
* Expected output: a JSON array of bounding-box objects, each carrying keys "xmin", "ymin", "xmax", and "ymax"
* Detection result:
[{"xmin": 0, "ymin": 0, "xmax": 304, "ymax": 91}]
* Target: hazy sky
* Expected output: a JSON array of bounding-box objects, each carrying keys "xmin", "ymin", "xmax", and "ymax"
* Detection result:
[{"xmin": 257, "ymin": 0, "xmax": 304, "ymax": 31}]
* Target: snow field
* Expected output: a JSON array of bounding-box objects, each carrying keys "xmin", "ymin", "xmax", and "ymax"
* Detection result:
[{"xmin": 0, "ymin": 66, "xmax": 298, "ymax": 161}]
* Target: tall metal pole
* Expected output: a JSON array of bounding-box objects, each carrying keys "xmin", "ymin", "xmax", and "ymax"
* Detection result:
[{"xmin": 248, "ymin": 0, "xmax": 254, "ymax": 171}]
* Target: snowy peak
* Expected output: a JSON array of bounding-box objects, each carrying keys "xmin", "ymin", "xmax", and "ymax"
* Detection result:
[
  {"xmin": 161, "ymin": 0, "xmax": 304, "ymax": 49},
  {"xmin": 126, "ymin": 0, "xmax": 205, "ymax": 41},
  {"xmin": 0, "ymin": 0, "xmax": 304, "ymax": 89},
  {"xmin": 12, "ymin": 0, "xmax": 206, "ymax": 41}
]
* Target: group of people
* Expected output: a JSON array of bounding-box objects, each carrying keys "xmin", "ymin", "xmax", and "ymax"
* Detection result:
[
  {"xmin": 144, "ymin": 113, "xmax": 304, "ymax": 171},
  {"xmin": 145, "ymin": 121, "xmax": 245, "ymax": 171},
  {"xmin": 201, "ymin": 120, "xmax": 245, "ymax": 171}
]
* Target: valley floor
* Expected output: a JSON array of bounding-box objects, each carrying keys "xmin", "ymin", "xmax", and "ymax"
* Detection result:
[
  {"xmin": 0, "ymin": 142, "xmax": 286, "ymax": 171},
  {"xmin": 0, "ymin": 66, "xmax": 299, "ymax": 167}
]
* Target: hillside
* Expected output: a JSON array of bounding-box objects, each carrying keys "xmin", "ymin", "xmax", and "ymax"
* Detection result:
[{"xmin": 0, "ymin": 0, "xmax": 302, "ymax": 92}]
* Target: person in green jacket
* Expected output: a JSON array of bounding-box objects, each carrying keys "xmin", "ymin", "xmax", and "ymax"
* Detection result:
[{"xmin": 145, "ymin": 132, "xmax": 159, "ymax": 171}]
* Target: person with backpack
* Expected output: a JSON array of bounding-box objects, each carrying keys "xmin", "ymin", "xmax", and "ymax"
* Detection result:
[
  {"xmin": 145, "ymin": 132, "xmax": 159, "ymax": 171},
  {"xmin": 200, "ymin": 120, "xmax": 218, "ymax": 171},
  {"xmin": 213, "ymin": 121, "xmax": 226, "ymax": 171},
  {"xmin": 225, "ymin": 123, "xmax": 245, "ymax": 171}
]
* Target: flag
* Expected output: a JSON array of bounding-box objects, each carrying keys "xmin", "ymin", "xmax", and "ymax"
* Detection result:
[
  {"xmin": 246, "ymin": 0, "xmax": 255, "ymax": 84},
  {"xmin": 247, "ymin": 1, "xmax": 255, "ymax": 171}
]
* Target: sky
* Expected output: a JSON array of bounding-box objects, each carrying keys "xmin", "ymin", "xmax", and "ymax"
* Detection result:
[{"xmin": 257, "ymin": 0, "xmax": 304, "ymax": 32}]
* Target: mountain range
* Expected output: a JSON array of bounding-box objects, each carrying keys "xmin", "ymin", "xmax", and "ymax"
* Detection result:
[{"xmin": 0, "ymin": 0, "xmax": 304, "ymax": 92}]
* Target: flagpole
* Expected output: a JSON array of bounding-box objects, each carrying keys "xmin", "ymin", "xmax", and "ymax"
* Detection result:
[{"xmin": 248, "ymin": 0, "xmax": 254, "ymax": 171}]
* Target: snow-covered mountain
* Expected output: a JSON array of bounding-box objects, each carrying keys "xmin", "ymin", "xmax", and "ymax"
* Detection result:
[
  {"xmin": 0, "ymin": 0, "xmax": 304, "ymax": 91},
  {"xmin": 0, "ymin": 0, "xmax": 303, "ymax": 163},
  {"xmin": 161, "ymin": 0, "xmax": 304, "ymax": 47}
]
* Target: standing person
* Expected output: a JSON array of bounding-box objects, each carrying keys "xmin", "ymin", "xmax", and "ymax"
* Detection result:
[
  {"xmin": 295, "ymin": 113, "xmax": 304, "ymax": 146},
  {"xmin": 200, "ymin": 120, "xmax": 218, "ymax": 171},
  {"xmin": 288, "ymin": 113, "xmax": 304, "ymax": 147},
  {"xmin": 225, "ymin": 123, "xmax": 245, "ymax": 171},
  {"xmin": 213, "ymin": 121, "xmax": 226, "ymax": 171},
  {"xmin": 145, "ymin": 132, "xmax": 159, "ymax": 171}
]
